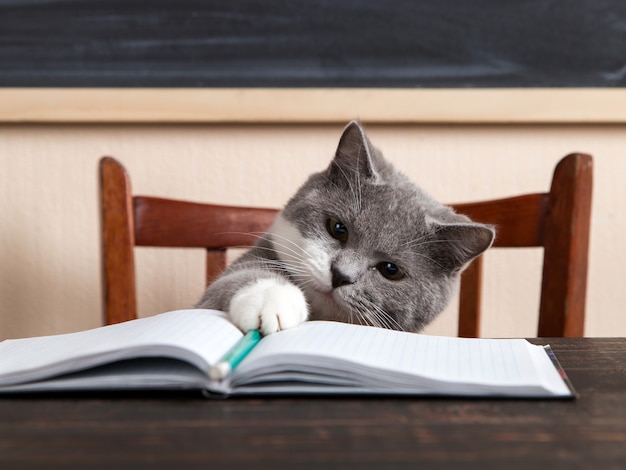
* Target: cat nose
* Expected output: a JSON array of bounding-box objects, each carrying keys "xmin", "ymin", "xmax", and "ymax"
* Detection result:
[{"xmin": 331, "ymin": 266, "xmax": 355, "ymax": 289}]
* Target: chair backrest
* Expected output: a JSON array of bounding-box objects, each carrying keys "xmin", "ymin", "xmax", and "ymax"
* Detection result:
[{"xmin": 99, "ymin": 154, "xmax": 592, "ymax": 337}]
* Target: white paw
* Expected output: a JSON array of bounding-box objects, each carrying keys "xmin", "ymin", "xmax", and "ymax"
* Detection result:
[{"xmin": 229, "ymin": 279, "xmax": 309, "ymax": 335}]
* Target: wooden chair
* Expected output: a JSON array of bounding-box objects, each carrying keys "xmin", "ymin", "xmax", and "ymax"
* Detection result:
[{"xmin": 99, "ymin": 153, "xmax": 592, "ymax": 337}]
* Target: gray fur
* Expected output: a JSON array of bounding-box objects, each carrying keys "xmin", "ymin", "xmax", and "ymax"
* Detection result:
[{"xmin": 196, "ymin": 121, "xmax": 494, "ymax": 332}]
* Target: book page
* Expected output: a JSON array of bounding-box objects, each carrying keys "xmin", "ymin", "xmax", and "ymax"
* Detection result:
[
  {"xmin": 0, "ymin": 358, "xmax": 213, "ymax": 393},
  {"xmin": 0, "ymin": 309, "xmax": 242, "ymax": 387},
  {"xmin": 234, "ymin": 321, "xmax": 571, "ymax": 396}
]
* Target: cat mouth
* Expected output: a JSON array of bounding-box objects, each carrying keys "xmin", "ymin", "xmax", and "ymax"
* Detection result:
[
  {"xmin": 296, "ymin": 271, "xmax": 349, "ymax": 306},
  {"xmin": 306, "ymin": 283, "xmax": 350, "ymax": 310},
  {"xmin": 307, "ymin": 283, "xmax": 334, "ymax": 299}
]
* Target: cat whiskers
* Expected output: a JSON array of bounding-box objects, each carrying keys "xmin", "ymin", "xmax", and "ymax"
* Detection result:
[
  {"xmin": 247, "ymin": 233, "xmax": 322, "ymax": 286},
  {"xmin": 214, "ymin": 230, "xmax": 314, "ymax": 267},
  {"xmin": 398, "ymin": 226, "xmax": 448, "ymax": 249},
  {"xmin": 368, "ymin": 302, "xmax": 404, "ymax": 331},
  {"xmin": 206, "ymin": 231, "xmax": 314, "ymax": 282},
  {"xmin": 402, "ymin": 238, "xmax": 467, "ymax": 249},
  {"xmin": 399, "ymin": 232, "xmax": 470, "ymax": 271},
  {"xmin": 401, "ymin": 225, "xmax": 470, "ymax": 251},
  {"xmin": 350, "ymin": 296, "xmax": 404, "ymax": 331},
  {"xmin": 246, "ymin": 256, "xmax": 309, "ymax": 275},
  {"xmin": 260, "ymin": 231, "xmax": 318, "ymax": 261}
]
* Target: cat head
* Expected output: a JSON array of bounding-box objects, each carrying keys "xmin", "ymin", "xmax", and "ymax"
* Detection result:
[{"xmin": 269, "ymin": 121, "xmax": 495, "ymax": 332}]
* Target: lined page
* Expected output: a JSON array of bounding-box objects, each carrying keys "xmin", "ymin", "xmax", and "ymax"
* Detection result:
[
  {"xmin": 0, "ymin": 309, "xmax": 241, "ymax": 386},
  {"xmin": 236, "ymin": 321, "xmax": 570, "ymax": 395}
]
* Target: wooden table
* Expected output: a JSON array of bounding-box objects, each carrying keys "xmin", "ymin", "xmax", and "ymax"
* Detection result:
[{"xmin": 1, "ymin": 338, "xmax": 625, "ymax": 468}]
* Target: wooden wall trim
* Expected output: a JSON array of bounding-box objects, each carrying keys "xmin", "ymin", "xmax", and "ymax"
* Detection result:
[{"xmin": 2, "ymin": 88, "xmax": 626, "ymax": 124}]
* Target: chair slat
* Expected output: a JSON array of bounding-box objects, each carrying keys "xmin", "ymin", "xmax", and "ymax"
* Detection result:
[
  {"xmin": 134, "ymin": 196, "xmax": 278, "ymax": 248},
  {"xmin": 451, "ymin": 193, "xmax": 548, "ymax": 247}
]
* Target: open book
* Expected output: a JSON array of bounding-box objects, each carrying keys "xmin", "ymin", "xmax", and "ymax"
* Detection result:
[{"xmin": 0, "ymin": 309, "xmax": 575, "ymax": 398}]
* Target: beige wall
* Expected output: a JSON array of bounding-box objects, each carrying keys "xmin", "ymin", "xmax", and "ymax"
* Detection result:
[{"xmin": 1, "ymin": 123, "xmax": 624, "ymax": 339}]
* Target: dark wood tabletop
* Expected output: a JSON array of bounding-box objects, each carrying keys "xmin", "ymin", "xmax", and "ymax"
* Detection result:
[{"xmin": 1, "ymin": 337, "xmax": 625, "ymax": 468}]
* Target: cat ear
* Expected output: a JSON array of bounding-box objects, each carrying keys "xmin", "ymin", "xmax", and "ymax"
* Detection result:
[
  {"xmin": 329, "ymin": 121, "xmax": 382, "ymax": 183},
  {"xmin": 431, "ymin": 222, "xmax": 495, "ymax": 272}
]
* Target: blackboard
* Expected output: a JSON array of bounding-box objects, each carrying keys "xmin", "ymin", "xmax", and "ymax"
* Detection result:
[{"xmin": 1, "ymin": 0, "xmax": 625, "ymax": 88}]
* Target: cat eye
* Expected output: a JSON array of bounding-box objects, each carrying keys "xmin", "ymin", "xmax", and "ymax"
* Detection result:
[
  {"xmin": 326, "ymin": 217, "xmax": 349, "ymax": 242},
  {"xmin": 376, "ymin": 262, "xmax": 404, "ymax": 281}
]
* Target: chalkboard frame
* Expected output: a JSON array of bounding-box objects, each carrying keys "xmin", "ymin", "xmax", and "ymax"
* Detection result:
[{"xmin": 1, "ymin": 88, "xmax": 626, "ymax": 124}]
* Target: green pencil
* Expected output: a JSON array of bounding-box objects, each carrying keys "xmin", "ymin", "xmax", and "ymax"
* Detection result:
[{"xmin": 208, "ymin": 330, "xmax": 262, "ymax": 381}]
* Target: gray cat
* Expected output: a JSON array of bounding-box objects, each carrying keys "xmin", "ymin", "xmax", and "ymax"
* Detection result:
[{"xmin": 196, "ymin": 121, "xmax": 494, "ymax": 335}]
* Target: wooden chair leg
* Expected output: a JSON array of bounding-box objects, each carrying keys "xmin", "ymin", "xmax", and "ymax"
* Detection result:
[
  {"xmin": 458, "ymin": 256, "xmax": 483, "ymax": 338},
  {"xmin": 206, "ymin": 249, "xmax": 227, "ymax": 287}
]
